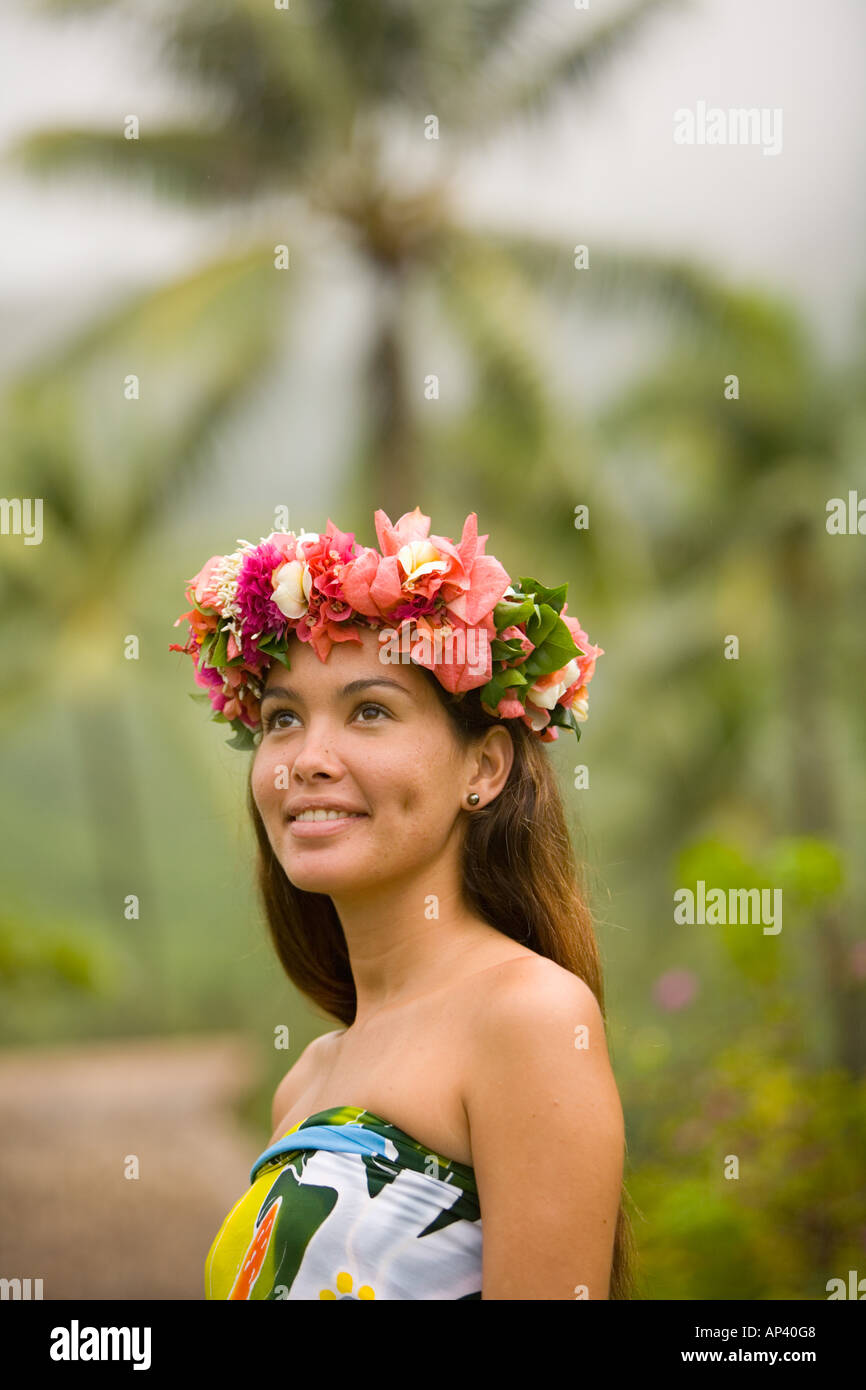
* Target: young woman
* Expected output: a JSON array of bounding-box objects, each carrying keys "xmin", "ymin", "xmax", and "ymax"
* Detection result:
[{"xmin": 172, "ymin": 507, "xmax": 635, "ymax": 1299}]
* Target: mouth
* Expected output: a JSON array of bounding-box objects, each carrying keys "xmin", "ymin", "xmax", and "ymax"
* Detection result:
[{"xmin": 288, "ymin": 812, "xmax": 369, "ymax": 839}]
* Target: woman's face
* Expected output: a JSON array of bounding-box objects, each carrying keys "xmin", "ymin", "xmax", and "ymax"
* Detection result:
[{"xmin": 250, "ymin": 626, "xmax": 502, "ymax": 896}]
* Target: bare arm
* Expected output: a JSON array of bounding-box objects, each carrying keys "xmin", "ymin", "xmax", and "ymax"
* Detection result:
[{"xmin": 463, "ymin": 958, "xmax": 625, "ymax": 1300}]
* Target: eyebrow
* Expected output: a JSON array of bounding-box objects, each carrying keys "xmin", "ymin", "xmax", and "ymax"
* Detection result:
[{"xmin": 260, "ymin": 677, "xmax": 414, "ymax": 706}]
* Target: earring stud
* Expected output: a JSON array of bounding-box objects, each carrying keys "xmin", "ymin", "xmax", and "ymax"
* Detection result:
[{"xmin": 467, "ymin": 793, "xmax": 480, "ymax": 806}]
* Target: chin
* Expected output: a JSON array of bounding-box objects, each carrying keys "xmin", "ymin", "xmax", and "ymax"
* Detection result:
[{"xmin": 282, "ymin": 859, "xmax": 372, "ymax": 894}]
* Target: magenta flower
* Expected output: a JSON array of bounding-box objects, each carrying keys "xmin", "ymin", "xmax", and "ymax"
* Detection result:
[{"xmin": 234, "ymin": 542, "xmax": 290, "ymax": 663}]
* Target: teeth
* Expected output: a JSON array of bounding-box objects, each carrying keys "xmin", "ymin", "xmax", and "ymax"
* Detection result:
[{"xmin": 294, "ymin": 809, "xmax": 365, "ymax": 822}]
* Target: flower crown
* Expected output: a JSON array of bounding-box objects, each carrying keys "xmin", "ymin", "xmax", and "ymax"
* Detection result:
[{"xmin": 169, "ymin": 507, "xmax": 603, "ymax": 750}]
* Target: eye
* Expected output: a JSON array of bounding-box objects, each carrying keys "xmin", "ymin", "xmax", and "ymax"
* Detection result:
[
  {"xmin": 262, "ymin": 702, "xmax": 388, "ymax": 733},
  {"xmin": 356, "ymin": 702, "xmax": 388, "ymax": 723},
  {"xmin": 262, "ymin": 708, "xmax": 298, "ymax": 732}
]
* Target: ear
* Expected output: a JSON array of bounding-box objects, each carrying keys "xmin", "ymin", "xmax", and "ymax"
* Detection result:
[{"xmin": 471, "ymin": 725, "xmax": 514, "ymax": 800}]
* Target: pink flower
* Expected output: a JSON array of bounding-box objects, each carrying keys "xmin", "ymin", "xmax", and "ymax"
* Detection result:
[
  {"xmin": 286, "ymin": 520, "xmax": 367, "ymax": 662},
  {"xmin": 653, "ymin": 969, "xmax": 699, "ymax": 1012},
  {"xmin": 194, "ymin": 657, "xmax": 262, "ymax": 729},
  {"xmin": 340, "ymin": 508, "xmax": 511, "ymax": 629},
  {"xmin": 481, "ymin": 687, "xmax": 556, "ymax": 738},
  {"xmin": 850, "ymin": 941, "xmax": 866, "ymax": 980},
  {"xmin": 234, "ymin": 542, "xmax": 291, "ymax": 663},
  {"xmin": 264, "ymin": 531, "xmax": 303, "ymax": 564},
  {"xmin": 406, "ymin": 611, "xmax": 497, "ymax": 693},
  {"xmin": 486, "ymin": 692, "xmax": 526, "ymax": 721},
  {"xmin": 562, "ymin": 606, "xmax": 604, "ymax": 689},
  {"xmin": 189, "ymin": 556, "xmax": 226, "ymax": 612},
  {"xmin": 170, "ymin": 603, "xmax": 219, "ymax": 657},
  {"xmin": 337, "ymin": 545, "xmax": 386, "ymax": 618}
]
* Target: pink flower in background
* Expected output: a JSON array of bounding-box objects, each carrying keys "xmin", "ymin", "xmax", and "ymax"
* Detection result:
[
  {"xmin": 849, "ymin": 941, "xmax": 866, "ymax": 980},
  {"xmin": 653, "ymin": 969, "xmax": 699, "ymax": 1011}
]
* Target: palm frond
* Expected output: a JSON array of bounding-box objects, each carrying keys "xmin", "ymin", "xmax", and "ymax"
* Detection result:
[
  {"xmin": 1, "ymin": 243, "xmax": 292, "ymax": 611},
  {"xmin": 463, "ymin": 0, "xmax": 691, "ymax": 134},
  {"xmin": 161, "ymin": 0, "xmax": 357, "ymax": 144},
  {"xmin": 431, "ymin": 226, "xmax": 554, "ymax": 450},
  {"xmin": 473, "ymin": 227, "xmax": 807, "ymax": 359},
  {"xmin": 4, "ymin": 122, "xmax": 305, "ymax": 205},
  {"xmin": 10, "ymin": 242, "xmax": 288, "ymax": 382}
]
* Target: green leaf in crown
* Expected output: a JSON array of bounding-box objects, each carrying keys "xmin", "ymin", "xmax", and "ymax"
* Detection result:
[
  {"xmin": 225, "ymin": 723, "xmax": 259, "ymax": 751},
  {"xmin": 523, "ymin": 600, "xmax": 560, "ymax": 650},
  {"xmin": 201, "ymin": 624, "xmax": 230, "ymax": 669},
  {"xmin": 490, "ymin": 635, "xmax": 531, "ymax": 663},
  {"xmin": 492, "ymin": 592, "xmax": 535, "ymax": 630},
  {"xmin": 515, "ymin": 575, "xmax": 569, "ymax": 615},
  {"xmin": 208, "ymin": 708, "xmax": 260, "ymax": 751},
  {"xmin": 547, "ymin": 702, "xmax": 582, "ymax": 739},
  {"xmin": 519, "ymin": 612, "xmax": 580, "ymax": 682},
  {"xmin": 256, "ymin": 635, "xmax": 291, "ymax": 665},
  {"xmin": 188, "ymin": 596, "xmax": 219, "ymax": 618},
  {"xmin": 479, "ymin": 664, "xmax": 528, "ymax": 713}
]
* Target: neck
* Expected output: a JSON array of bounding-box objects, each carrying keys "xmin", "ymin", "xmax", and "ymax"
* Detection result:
[{"xmin": 329, "ymin": 852, "xmax": 502, "ymax": 1028}]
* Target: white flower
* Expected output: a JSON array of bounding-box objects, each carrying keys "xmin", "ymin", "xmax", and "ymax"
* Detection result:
[
  {"xmin": 397, "ymin": 539, "xmax": 448, "ymax": 587},
  {"xmin": 519, "ymin": 701, "xmax": 553, "ymax": 732},
  {"xmin": 272, "ymin": 560, "xmax": 312, "ymax": 620},
  {"xmin": 527, "ymin": 657, "xmax": 581, "ymax": 710}
]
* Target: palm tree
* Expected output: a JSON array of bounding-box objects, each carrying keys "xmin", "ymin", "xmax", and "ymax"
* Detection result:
[{"xmin": 9, "ymin": 0, "xmax": 705, "ymax": 519}]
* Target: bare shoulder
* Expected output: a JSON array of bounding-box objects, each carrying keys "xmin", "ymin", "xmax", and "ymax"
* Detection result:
[
  {"xmin": 461, "ymin": 951, "xmax": 619, "ymax": 1123},
  {"xmin": 270, "ymin": 1027, "xmax": 344, "ymax": 1131},
  {"xmin": 465, "ymin": 952, "xmax": 607, "ymax": 1049}
]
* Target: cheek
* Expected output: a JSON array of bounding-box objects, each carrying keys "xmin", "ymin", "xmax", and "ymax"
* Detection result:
[
  {"xmin": 383, "ymin": 740, "xmax": 459, "ymax": 818},
  {"xmin": 396, "ymin": 771, "xmax": 443, "ymax": 817},
  {"xmin": 251, "ymin": 754, "xmax": 278, "ymax": 812}
]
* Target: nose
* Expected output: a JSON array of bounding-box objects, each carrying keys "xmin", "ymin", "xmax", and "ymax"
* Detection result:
[{"xmin": 288, "ymin": 719, "xmax": 343, "ymax": 783}]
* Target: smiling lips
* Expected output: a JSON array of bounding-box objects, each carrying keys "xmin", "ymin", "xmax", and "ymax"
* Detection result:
[{"xmin": 288, "ymin": 807, "xmax": 369, "ymax": 839}]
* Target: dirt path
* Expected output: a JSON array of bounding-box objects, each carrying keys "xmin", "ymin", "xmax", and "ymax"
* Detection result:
[{"xmin": 0, "ymin": 1034, "xmax": 263, "ymax": 1300}]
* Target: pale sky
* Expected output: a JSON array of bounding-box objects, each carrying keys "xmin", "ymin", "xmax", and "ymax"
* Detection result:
[{"xmin": 1, "ymin": 0, "xmax": 864, "ymax": 511}]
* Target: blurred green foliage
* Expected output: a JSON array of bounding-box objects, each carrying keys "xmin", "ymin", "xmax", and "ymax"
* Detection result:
[
  {"xmin": 625, "ymin": 833, "xmax": 865, "ymax": 1297},
  {"xmin": 630, "ymin": 1037, "xmax": 866, "ymax": 1300},
  {"xmin": 0, "ymin": 911, "xmax": 124, "ymax": 995}
]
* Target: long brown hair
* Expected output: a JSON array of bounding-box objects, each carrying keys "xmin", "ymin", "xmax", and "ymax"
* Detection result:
[{"xmin": 247, "ymin": 665, "xmax": 639, "ymax": 1299}]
